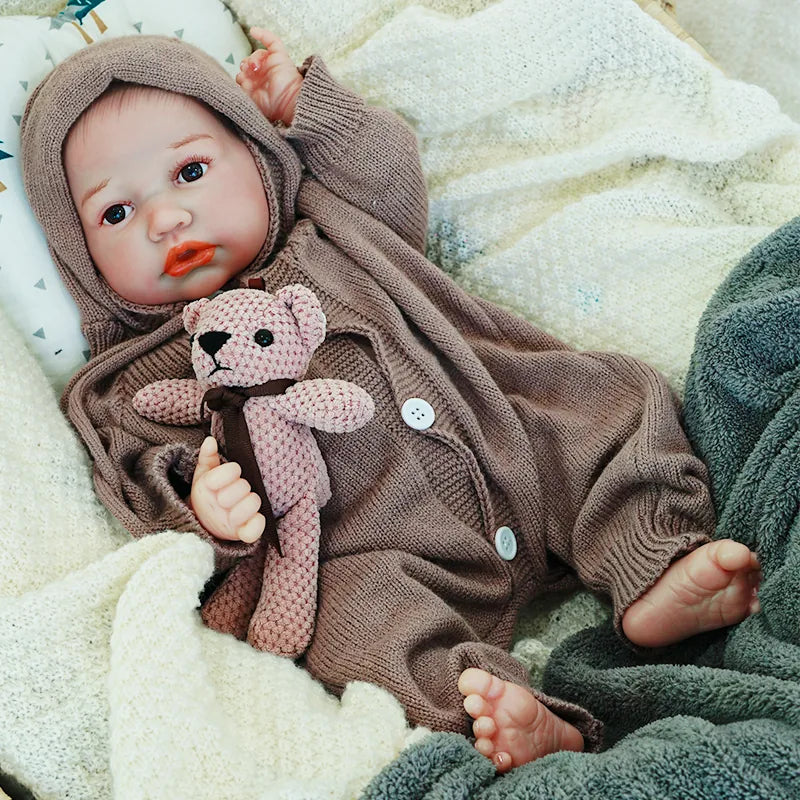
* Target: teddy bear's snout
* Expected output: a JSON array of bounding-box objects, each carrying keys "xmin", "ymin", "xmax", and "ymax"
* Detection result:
[{"xmin": 198, "ymin": 331, "xmax": 231, "ymax": 358}]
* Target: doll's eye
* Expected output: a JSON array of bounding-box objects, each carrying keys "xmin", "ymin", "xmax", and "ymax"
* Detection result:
[
  {"xmin": 254, "ymin": 329, "xmax": 273, "ymax": 347},
  {"xmin": 177, "ymin": 162, "xmax": 208, "ymax": 184},
  {"xmin": 188, "ymin": 333, "xmax": 196, "ymax": 346},
  {"xmin": 102, "ymin": 203, "xmax": 133, "ymax": 225}
]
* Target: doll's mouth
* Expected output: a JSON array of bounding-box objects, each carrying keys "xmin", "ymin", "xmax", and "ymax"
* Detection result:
[
  {"xmin": 208, "ymin": 363, "xmax": 232, "ymax": 377},
  {"xmin": 163, "ymin": 241, "xmax": 216, "ymax": 277}
]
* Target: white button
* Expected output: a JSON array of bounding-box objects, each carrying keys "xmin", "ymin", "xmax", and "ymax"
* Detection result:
[
  {"xmin": 494, "ymin": 526, "xmax": 517, "ymax": 560},
  {"xmin": 401, "ymin": 397, "xmax": 435, "ymax": 431}
]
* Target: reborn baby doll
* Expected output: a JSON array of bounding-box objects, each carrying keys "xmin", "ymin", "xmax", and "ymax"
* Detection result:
[{"xmin": 20, "ymin": 30, "xmax": 761, "ymax": 772}]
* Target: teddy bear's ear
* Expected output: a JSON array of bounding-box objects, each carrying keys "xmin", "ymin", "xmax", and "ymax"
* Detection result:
[
  {"xmin": 183, "ymin": 298, "xmax": 210, "ymax": 334},
  {"xmin": 276, "ymin": 284, "xmax": 326, "ymax": 352}
]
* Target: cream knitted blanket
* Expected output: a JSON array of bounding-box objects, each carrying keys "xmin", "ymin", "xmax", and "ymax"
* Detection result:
[
  {"xmin": 224, "ymin": 0, "xmax": 800, "ymax": 393},
  {"xmin": 2, "ymin": 1, "xmax": 800, "ymax": 798}
]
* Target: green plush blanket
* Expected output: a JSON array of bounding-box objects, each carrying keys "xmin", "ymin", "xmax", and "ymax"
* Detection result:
[{"xmin": 362, "ymin": 217, "xmax": 800, "ymax": 799}]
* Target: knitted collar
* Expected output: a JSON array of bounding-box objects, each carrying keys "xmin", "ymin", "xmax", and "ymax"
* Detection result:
[{"xmin": 20, "ymin": 35, "xmax": 303, "ymax": 356}]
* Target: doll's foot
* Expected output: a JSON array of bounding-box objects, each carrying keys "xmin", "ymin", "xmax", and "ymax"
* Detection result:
[
  {"xmin": 458, "ymin": 668, "xmax": 584, "ymax": 772},
  {"xmin": 622, "ymin": 539, "xmax": 761, "ymax": 648}
]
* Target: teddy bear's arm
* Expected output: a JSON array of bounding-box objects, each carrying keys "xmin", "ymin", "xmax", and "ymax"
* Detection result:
[
  {"xmin": 272, "ymin": 379, "xmax": 375, "ymax": 433},
  {"xmin": 133, "ymin": 379, "xmax": 206, "ymax": 426}
]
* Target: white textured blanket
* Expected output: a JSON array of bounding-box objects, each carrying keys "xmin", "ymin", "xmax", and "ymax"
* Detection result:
[
  {"xmin": 2, "ymin": 1, "xmax": 800, "ymax": 798},
  {"xmin": 226, "ymin": 0, "xmax": 800, "ymax": 393}
]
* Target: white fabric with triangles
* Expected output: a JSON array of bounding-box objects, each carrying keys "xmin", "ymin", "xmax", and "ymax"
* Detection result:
[{"xmin": 0, "ymin": 0, "xmax": 251, "ymax": 392}]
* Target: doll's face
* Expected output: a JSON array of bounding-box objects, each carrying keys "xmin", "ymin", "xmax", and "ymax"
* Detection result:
[{"xmin": 64, "ymin": 86, "xmax": 270, "ymax": 305}]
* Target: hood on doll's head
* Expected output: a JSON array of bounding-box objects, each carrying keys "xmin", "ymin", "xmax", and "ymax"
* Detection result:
[{"xmin": 20, "ymin": 35, "xmax": 302, "ymax": 356}]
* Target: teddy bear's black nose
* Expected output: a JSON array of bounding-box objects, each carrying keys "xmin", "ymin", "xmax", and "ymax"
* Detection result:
[{"xmin": 198, "ymin": 331, "xmax": 231, "ymax": 357}]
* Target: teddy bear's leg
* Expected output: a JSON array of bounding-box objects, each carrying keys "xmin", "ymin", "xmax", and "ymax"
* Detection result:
[
  {"xmin": 201, "ymin": 539, "xmax": 267, "ymax": 640},
  {"xmin": 247, "ymin": 492, "xmax": 320, "ymax": 657}
]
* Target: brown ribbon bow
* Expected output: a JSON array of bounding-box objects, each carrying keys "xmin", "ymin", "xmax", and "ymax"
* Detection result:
[{"xmin": 203, "ymin": 379, "xmax": 296, "ymax": 556}]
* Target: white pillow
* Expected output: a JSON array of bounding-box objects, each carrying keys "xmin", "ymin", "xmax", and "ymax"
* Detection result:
[{"xmin": 0, "ymin": 0, "xmax": 252, "ymax": 393}]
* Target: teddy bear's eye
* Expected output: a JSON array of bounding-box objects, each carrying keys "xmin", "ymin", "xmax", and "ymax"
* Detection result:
[
  {"xmin": 254, "ymin": 329, "xmax": 274, "ymax": 347},
  {"xmin": 188, "ymin": 333, "xmax": 196, "ymax": 346}
]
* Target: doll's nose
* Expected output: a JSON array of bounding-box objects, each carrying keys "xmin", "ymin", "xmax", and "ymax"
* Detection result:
[
  {"xmin": 198, "ymin": 331, "xmax": 231, "ymax": 357},
  {"xmin": 147, "ymin": 201, "xmax": 192, "ymax": 241}
]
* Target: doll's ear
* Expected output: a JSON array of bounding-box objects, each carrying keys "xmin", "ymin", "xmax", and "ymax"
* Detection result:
[
  {"xmin": 276, "ymin": 284, "xmax": 326, "ymax": 352},
  {"xmin": 183, "ymin": 298, "xmax": 210, "ymax": 334}
]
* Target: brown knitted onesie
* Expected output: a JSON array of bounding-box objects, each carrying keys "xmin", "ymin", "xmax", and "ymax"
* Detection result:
[{"xmin": 20, "ymin": 35, "xmax": 714, "ymax": 747}]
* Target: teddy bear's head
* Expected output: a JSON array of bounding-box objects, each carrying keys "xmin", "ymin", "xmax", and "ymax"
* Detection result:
[{"xmin": 183, "ymin": 284, "xmax": 326, "ymax": 388}]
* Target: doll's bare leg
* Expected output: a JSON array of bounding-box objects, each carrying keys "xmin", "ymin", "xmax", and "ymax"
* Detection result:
[
  {"xmin": 458, "ymin": 668, "xmax": 584, "ymax": 772},
  {"xmin": 622, "ymin": 539, "xmax": 761, "ymax": 648},
  {"xmin": 248, "ymin": 493, "xmax": 320, "ymax": 657}
]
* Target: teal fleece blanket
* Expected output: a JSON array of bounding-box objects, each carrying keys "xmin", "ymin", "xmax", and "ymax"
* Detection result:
[{"xmin": 362, "ymin": 217, "xmax": 800, "ymax": 799}]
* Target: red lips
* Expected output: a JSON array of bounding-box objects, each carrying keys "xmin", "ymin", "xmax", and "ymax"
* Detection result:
[{"xmin": 163, "ymin": 241, "xmax": 216, "ymax": 277}]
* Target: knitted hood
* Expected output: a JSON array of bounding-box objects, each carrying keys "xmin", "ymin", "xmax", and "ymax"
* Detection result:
[{"xmin": 21, "ymin": 35, "xmax": 302, "ymax": 356}]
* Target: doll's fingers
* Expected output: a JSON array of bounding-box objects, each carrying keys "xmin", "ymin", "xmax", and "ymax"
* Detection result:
[
  {"xmin": 203, "ymin": 460, "xmax": 243, "ymax": 491},
  {"xmin": 240, "ymin": 49, "xmax": 269, "ymax": 74},
  {"xmin": 193, "ymin": 437, "xmax": 220, "ymax": 483},
  {"xmin": 239, "ymin": 513, "xmax": 266, "ymax": 544},
  {"xmin": 216, "ymin": 478, "xmax": 253, "ymax": 510},
  {"xmin": 229, "ymin": 492, "xmax": 262, "ymax": 528},
  {"xmin": 249, "ymin": 27, "xmax": 285, "ymax": 52}
]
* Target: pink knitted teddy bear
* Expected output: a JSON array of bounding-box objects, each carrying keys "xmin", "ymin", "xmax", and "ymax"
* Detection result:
[{"xmin": 132, "ymin": 284, "xmax": 374, "ymax": 657}]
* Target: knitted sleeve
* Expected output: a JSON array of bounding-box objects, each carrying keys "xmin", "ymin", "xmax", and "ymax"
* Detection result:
[
  {"xmin": 62, "ymin": 320, "xmax": 258, "ymax": 571},
  {"xmin": 284, "ymin": 57, "xmax": 429, "ymax": 253}
]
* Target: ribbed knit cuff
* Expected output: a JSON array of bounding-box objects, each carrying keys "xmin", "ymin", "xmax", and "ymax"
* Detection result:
[
  {"xmin": 597, "ymin": 516, "xmax": 711, "ymax": 637},
  {"xmin": 286, "ymin": 56, "xmax": 366, "ymax": 172},
  {"xmin": 131, "ymin": 442, "xmax": 257, "ymax": 571},
  {"xmin": 531, "ymin": 687, "xmax": 605, "ymax": 752}
]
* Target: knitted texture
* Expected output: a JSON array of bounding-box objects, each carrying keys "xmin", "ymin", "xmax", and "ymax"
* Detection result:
[
  {"xmin": 134, "ymin": 286, "xmax": 375, "ymax": 656},
  {"xmin": 5, "ymin": 0, "xmax": 800, "ymax": 393},
  {"xmin": 0, "ymin": 0, "xmax": 61, "ymax": 13},
  {"xmin": 359, "ymin": 217, "xmax": 800, "ymax": 800},
  {"xmin": 674, "ymin": 0, "xmax": 800, "ymax": 123},
  {"xmin": 3, "ymin": 2, "xmax": 796, "ymax": 796}
]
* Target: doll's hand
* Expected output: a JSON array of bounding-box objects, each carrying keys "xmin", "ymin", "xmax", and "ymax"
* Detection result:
[
  {"xmin": 237, "ymin": 27, "xmax": 303, "ymax": 126},
  {"xmin": 190, "ymin": 436, "xmax": 266, "ymax": 543}
]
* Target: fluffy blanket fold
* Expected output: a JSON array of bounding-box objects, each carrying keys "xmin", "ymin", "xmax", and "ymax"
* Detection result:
[{"xmin": 363, "ymin": 217, "xmax": 800, "ymax": 799}]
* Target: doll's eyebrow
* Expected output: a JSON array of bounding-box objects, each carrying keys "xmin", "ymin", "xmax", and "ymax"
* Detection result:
[
  {"xmin": 80, "ymin": 178, "xmax": 109, "ymax": 209},
  {"xmin": 78, "ymin": 135, "xmax": 213, "ymax": 209},
  {"xmin": 169, "ymin": 133, "xmax": 214, "ymax": 149}
]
